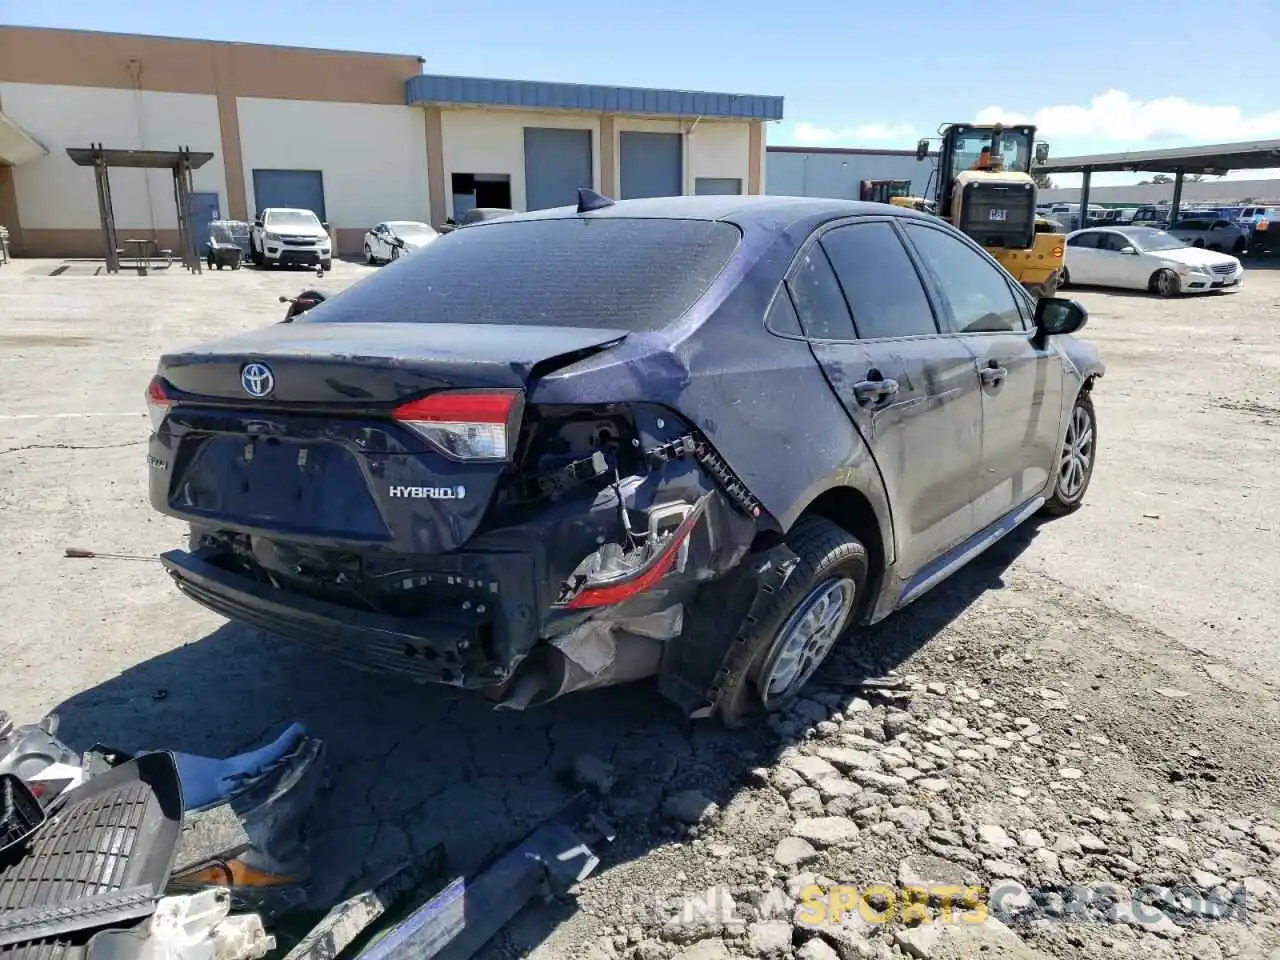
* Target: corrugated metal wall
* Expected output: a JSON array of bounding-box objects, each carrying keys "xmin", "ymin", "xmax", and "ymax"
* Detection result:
[{"xmin": 766, "ymin": 150, "xmax": 929, "ymax": 200}]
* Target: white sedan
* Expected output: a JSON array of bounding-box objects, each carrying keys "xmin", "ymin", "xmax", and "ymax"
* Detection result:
[
  {"xmin": 363, "ymin": 221, "xmax": 439, "ymax": 264},
  {"xmin": 1061, "ymin": 226, "xmax": 1243, "ymax": 297}
]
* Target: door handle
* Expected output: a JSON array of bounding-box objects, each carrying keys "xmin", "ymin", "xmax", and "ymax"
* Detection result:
[
  {"xmin": 853, "ymin": 378, "xmax": 899, "ymax": 404},
  {"xmin": 979, "ymin": 365, "xmax": 1008, "ymax": 387}
]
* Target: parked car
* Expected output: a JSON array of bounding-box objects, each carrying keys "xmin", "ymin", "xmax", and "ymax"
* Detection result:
[
  {"xmin": 249, "ymin": 208, "xmax": 332, "ymax": 271},
  {"xmin": 363, "ymin": 221, "xmax": 439, "ymax": 264},
  {"xmin": 1062, "ymin": 226, "xmax": 1243, "ymax": 296},
  {"xmin": 145, "ymin": 195, "xmax": 1102, "ymax": 725},
  {"xmin": 1166, "ymin": 217, "xmax": 1249, "ymax": 254}
]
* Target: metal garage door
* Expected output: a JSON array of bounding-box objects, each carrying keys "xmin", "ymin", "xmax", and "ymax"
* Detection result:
[
  {"xmin": 524, "ymin": 128, "xmax": 593, "ymax": 211},
  {"xmin": 252, "ymin": 169, "xmax": 326, "ymax": 222},
  {"xmin": 619, "ymin": 132, "xmax": 682, "ymax": 200},
  {"xmin": 695, "ymin": 177, "xmax": 742, "ymax": 196}
]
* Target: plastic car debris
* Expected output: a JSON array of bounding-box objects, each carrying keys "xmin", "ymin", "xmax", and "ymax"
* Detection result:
[
  {"xmin": 279, "ymin": 845, "xmax": 447, "ymax": 960},
  {"xmin": 172, "ymin": 723, "xmax": 310, "ymax": 813},
  {"xmin": 0, "ymin": 775, "xmax": 45, "ymax": 862},
  {"xmin": 0, "ymin": 712, "xmax": 82, "ymax": 783},
  {"xmin": 85, "ymin": 887, "xmax": 275, "ymax": 960},
  {"xmin": 0, "ymin": 752, "xmax": 183, "ymax": 949},
  {"xmin": 167, "ymin": 731, "xmax": 325, "ymax": 921},
  {"xmin": 353, "ymin": 793, "xmax": 614, "ymax": 960}
]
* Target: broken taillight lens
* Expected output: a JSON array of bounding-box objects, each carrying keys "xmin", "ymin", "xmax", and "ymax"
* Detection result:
[
  {"xmin": 561, "ymin": 498, "xmax": 705, "ymax": 610},
  {"xmin": 146, "ymin": 376, "xmax": 171, "ymax": 431},
  {"xmin": 392, "ymin": 389, "xmax": 522, "ymax": 461}
]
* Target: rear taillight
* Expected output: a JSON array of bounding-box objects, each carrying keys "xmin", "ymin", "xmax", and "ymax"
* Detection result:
[
  {"xmin": 561, "ymin": 500, "xmax": 704, "ymax": 610},
  {"xmin": 392, "ymin": 389, "xmax": 522, "ymax": 461},
  {"xmin": 1052, "ymin": 245, "xmax": 1064, "ymax": 258},
  {"xmin": 146, "ymin": 376, "xmax": 171, "ymax": 431}
]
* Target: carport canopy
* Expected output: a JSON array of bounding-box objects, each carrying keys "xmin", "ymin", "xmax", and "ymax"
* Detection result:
[
  {"xmin": 0, "ymin": 109, "xmax": 46, "ymax": 165},
  {"xmin": 66, "ymin": 145, "xmax": 214, "ymax": 274},
  {"xmin": 1033, "ymin": 138, "xmax": 1280, "ymax": 224}
]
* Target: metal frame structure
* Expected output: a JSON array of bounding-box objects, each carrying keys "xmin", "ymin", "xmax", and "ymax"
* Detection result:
[
  {"xmin": 66, "ymin": 144, "xmax": 214, "ymax": 274},
  {"xmin": 1034, "ymin": 138, "xmax": 1280, "ymax": 226}
]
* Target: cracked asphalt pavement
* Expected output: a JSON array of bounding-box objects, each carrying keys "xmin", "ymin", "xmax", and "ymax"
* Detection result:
[{"xmin": 1, "ymin": 256, "xmax": 1278, "ymax": 959}]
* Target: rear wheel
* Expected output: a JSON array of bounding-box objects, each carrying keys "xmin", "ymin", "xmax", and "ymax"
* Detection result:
[
  {"xmin": 364, "ymin": 243, "xmax": 376, "ymax": 265},
  {"xmin": 1151, "ymin": 268, "xmax": 1180, "ymax": 298},
  {"xmin": 1192, "ymin": 238, "xmax": 1205, "ymax": 248},
  {"xmin": 717, "ymin": 517, "xmax": 868, "ymax": 728},
  {"xmin": 1044, "ymin": 390, "xmax": 1096, "ymax": 516}
]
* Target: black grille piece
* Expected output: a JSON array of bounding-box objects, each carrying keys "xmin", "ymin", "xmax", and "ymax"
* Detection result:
[
  {"xmin": 0, "ymin": 753, "xmax": 181, "ymax": 952},
  {"xmin": 960, "ymin": 181, "xmax": 1035, "ymax": 250}
]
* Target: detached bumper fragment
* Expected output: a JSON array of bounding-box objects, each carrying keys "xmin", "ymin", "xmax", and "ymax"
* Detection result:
[{"xmin": 354, "ymin": 793, "xmax": 613, "ymax": 960}]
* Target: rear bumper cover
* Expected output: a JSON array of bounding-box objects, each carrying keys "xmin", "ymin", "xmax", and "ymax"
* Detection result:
[{"xmin": 161, "ymin": 548, "xmax": 536, "ymax": 688}]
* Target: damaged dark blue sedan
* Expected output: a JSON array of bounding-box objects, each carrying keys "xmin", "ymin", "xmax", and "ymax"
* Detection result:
[{"xmin": 145, "ymin": 193, "xmax": 1103, "ymax": 725}]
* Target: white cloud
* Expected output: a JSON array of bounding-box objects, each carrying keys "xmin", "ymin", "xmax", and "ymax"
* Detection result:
[
  {"xmin": 791, "ymin": 121, "xmax": 916, "ymax": 146},
  {"xmin": 975, "ymin": 90, "xmax": 1280, "ymax": 145}
]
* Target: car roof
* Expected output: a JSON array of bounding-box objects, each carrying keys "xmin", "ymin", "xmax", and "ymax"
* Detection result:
[
  {"xmin": 265, "ymin": 208, "xmax": 317, "ymax": 216},
  {"xmin": 476, "ymin": 194, "xmax": 936, "ymax": 231}
]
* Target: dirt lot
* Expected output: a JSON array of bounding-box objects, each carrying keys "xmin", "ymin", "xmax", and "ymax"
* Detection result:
[{"xmin": 1, "ymin": 256, "xmax": 1278, "ymax": 960}]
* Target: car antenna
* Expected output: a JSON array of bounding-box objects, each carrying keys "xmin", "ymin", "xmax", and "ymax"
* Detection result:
[{"xmin": 577, "ymin": 187, "xmax": 615, "ymax": 214}]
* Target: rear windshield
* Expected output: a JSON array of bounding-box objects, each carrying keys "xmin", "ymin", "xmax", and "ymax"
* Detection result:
[{"xmin": 305, "ymin": 217, "xmax": 742, "ymax": 332}]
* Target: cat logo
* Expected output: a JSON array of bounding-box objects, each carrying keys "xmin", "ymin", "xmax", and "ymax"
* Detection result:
[{"xmin": 389, "ymin": 485, "xmax": 467, "ymax": 500}]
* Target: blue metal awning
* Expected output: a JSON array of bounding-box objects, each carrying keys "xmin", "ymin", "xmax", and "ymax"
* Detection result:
[{"xmin": 406, "ymin": 74, "xmax": 783, "ymax": 121}]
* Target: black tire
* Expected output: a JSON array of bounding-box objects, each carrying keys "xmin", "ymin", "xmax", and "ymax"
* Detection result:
[
  {"xmin": 1043, "ymin": 389, "xmax": 1097, "ymax": 516},
  {"xmin": 250, "ymin": 239, "xmax": 264, "ymax": 267},
  {"xmin": 320, "ymin": 259, "xmax": 333, "ymax": 273},
  {"xmin": 1150, "ymin": 268, "xmax": 1180, "ymax": 298},
  {"xmin": 365, "ymin": 244, "xmax": 376, "ymax": 265},
  {"xmin": 1232, "ymin": 238, "xmax": 1247, "ymax": 255},
  {"xmin": 717, "ymin": 516, "xmax": 868, "ymax": 728},
  {"xmin": 1207, "ymin": 243, "xmax": 1222, "ymax": 252},
  {"xmin": 1192, "ymin": 238, "xmax": 1205, "ymax": 248},
  {"xmin": 1059, "ymin": 266, "xmax": 1071, "ymax": 288}
]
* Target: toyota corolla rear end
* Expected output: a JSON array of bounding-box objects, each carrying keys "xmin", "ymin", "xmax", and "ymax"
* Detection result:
[{"xmin": 147, "ymin": 208, "xmax": 765, "ymax": 707}]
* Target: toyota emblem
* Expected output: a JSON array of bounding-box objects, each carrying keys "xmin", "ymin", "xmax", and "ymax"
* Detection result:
[{"xmin": 241, "ymin": 362, "xmax": 275, "ymax": 398}]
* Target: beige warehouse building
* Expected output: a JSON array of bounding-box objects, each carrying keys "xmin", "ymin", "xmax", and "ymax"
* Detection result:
[{"xmin": 0, "ymin": 26, "xmax": 783, "ymax": 259}]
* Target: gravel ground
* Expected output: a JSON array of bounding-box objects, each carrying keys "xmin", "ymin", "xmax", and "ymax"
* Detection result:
[{"xmin": 1, "ymin": 256, "xmax": 1278, "ymax": 960}]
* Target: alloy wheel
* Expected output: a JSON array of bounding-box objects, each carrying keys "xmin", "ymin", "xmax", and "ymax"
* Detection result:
[
  {"xmin": 757, "ymin": 576, "xmax": 857, "ymax": 707},
  {"xmin": 1059, "ymin": 401, "xmax": 1095, "ymax": 501}
]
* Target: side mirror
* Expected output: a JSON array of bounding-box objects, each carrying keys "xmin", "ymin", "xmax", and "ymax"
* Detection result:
[
  {"xmin": 253, "ymin": 219, "xmax": 263, "ymax": 228},
  {"xmin": 321, "ymin": 221, "xmax": 330, "ymax": 230},
  {"xmin": 1119, "ymin": 245, "xmax": 1137, "ymax": 255},
  {"xmin": 1035, "ymin": 142, "xmax": 1050, "ymax": 164},
  {"xmin": 915, "ymin": 139, "xmax": 929, "ymax": 161},
  {"xmin": 1033, "ymin": 296, "xmax": 1088, "ymax": 342}
]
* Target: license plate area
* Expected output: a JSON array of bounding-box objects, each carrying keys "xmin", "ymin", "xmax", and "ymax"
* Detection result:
[{"xmin": 175, "ymin": 435, "xmax": 389, "ymax": 539}]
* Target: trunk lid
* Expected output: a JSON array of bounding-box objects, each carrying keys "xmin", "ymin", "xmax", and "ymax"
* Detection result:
[
  {"xmin": 158, "ymin": 321, "xmax": 628, "ymax": 404},
  {"xmin": 152, "ymin": 321, "xmax": 628, "ymax": 553}
]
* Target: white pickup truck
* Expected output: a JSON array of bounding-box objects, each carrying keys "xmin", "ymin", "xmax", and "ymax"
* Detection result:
[{"xmin": 249, "ymin": 207, "xmax": 333, "ymax": 271}]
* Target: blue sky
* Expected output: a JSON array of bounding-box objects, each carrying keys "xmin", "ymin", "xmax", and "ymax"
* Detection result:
[{"xmin": 8, "ymin": 0, "xmax": 1280, "ymax": 185}]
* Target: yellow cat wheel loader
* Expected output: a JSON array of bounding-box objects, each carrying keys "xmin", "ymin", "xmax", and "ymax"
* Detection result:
[{"xmin": 914, "ymin": 123, "xmax": 1065, "ymax": 298}]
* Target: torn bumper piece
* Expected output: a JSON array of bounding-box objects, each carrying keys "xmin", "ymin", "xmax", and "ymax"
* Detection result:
[{"xmin": 353, "ymin": 794, "xmax": 613, "ymax": 960}]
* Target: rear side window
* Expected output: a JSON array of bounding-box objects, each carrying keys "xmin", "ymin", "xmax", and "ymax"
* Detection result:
[
  {"xmin": 903, "ymin": 223, "xmax": 1024, "ymax": 334},
  {"xmin": 306, "ymin": 217, "xmax": 741, "ymax": 332},
  {"xmin": 819, "ymin": 222, "xmax": 938, "ymax": 339},
  {"xmin": 787, "ymin": 245, "xmax": 855, "ymax": 340},
  {"xmin": 1067, "ymin": 233, "xmax": 1099, "ymax": 248}
]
